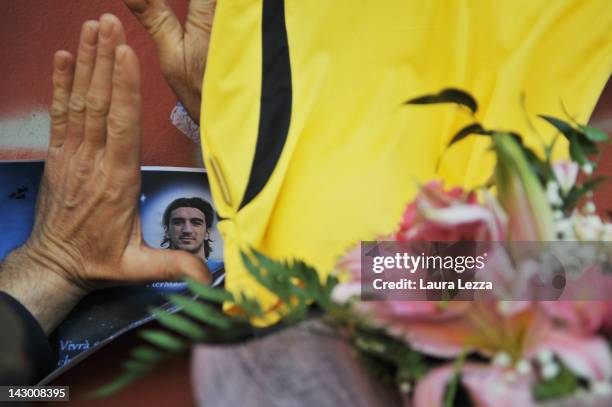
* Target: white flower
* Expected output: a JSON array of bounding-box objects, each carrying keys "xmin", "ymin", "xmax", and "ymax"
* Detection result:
[
  {"xmin": 492, "ymin": 352, "xmax": 512, "ymax": 367},
  {"xmin": 536, "ymin": 349, "xmax": 554, "ymax": 365},
  {"xmin": 516, "ymin": 359, "xmax": 532, "ymax": 375},
  {"xmin": 541, "ymin": 362, "xmax": 560, "ymax": 380},
  {"xmin": 584, "ymin": 201, "xmax": 597, "ymax": 214},
  {"xmin": 581, "ymin": 163, "xmax": 594, "ymax": 176},
  {"xmin": 555, "ymin": 217, "xmax": 576, "ymax": 241},
  {"xmin": 330, "ymin": 281, "xmax": 361, "ymax": 304},
  {"xmin": 399, "ymin": 382, "xmax": 412, "ymax": 394},
  {"xmin": 552, "ymin": 161, "xmax": 579, "ymax": 194},
  {"xmin": 546, "ymin": 181, "xmax": 563, "ymax": 206},
  {"xmin": 573, "ymin": 214, "xmax": 604, "ymax": 241}
]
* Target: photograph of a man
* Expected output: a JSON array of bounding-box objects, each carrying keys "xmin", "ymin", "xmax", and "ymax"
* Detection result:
[{"xmin": 161, "ymin": 197, "xmax": 214, "ymax": 262}]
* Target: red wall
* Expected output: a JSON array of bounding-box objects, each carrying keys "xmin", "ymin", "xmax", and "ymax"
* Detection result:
[
  {"xmin": 590, "ymin": 78, "xmax": 612, "ymax": 213},
  {"xmin": 0, "ymin": 0, "xmax": 200, "ymax": 167}
]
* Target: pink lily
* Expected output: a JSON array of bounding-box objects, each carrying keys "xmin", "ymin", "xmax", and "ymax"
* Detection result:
[
  {"xmin": 333, "ymin": 245, "xmax": 612, "ymax": 406},
  {"xmin": 355, "ymin": 299, "xmax": 612, "ymax": 406}
]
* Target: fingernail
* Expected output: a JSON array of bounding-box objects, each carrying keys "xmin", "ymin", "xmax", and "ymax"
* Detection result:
[
  {"xmin": 54, "ymin": 52, "xmax": 67, "ymax": 71},
  {"xmin": 100, "ymin": 17, "xmax": 113, "ymax": 40},
  {"xmin": 82, "ymin": 21, "xmax": 98, "ymax": 45}
]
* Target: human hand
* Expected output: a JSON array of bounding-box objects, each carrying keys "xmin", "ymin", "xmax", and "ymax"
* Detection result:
[
  {"xmin": 0, "ymin": 14, "xmax": 210, "ymax": 333},
  {"xmin": 123, "ymin": 0, "xmax": 217, "ymax": 123}
]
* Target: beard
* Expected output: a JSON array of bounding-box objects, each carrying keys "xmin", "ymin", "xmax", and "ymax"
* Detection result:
[{"xmin": 170, "ymin": 238, "xmax": 204, "ymax": 255}]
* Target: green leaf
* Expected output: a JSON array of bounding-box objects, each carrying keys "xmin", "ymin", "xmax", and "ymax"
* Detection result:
[
  {"xmin": 539, "ymin": 115, "xmax": 576, "ymax": 139},
  {"xmin": 169, "ymin": 294, "xmax": 232, "ymax": 329},
  {"xmin": 241, "ymin": 249, "xmax": 339, "ymax": 322},
  {"xmin": 568, "ymin": 133, "xmax": 590, "ymax": 166},
  {"xmin": 185, "ymin": 277, "xmax": 234, "ymax": 303},
  {"xmin": 405, "ymin": 88, "xmax": 478, "ymax": 114},
  {"xmin": 241, "ymin": 251, "xmax": 293, "ymax": 303},
  {"xmin": 444, "ymin": 349, "xmax": 467, "ymax": 407},
  {"xmin": 533, "ymin": 367, "xmax": 578, "ymax": 401},
  {"xmin": 122, "ymin": 360, "xmax": 153, "ymax": 373},
  {"xmin": 562, "ymin": 176, "xmax": 609, "ymax": 211},
  {"xmin": 351, "ymin": 325, "xmax": 429, "ymax": 386},
  {"xmin": 235, "ymin": 293, "xmax": 264, "ymax": 317},
  {"xmin": 573, "ymin": 132, "xmax": 599, "ymax": 155},
  {"xmin": 303, "ymin": 262, "xmax": 327, "ymax": 301},
  {"xmin": 579, "ymin": 124, "xmax": 609, "ymax": 143},
  {"xmin": 448, "ymin": 123, "xmax": 489, "ymax": 146},
  {"xmin": 521, "ymin": 146, "xmax": 550, "ymax": 183},
  {"xmin": 539, "ymin": 115, "xmax": 598, "ymax": 164},
  {"xmin": 139, "ymin": 329, "xmax": 186, "ymax": 352},
  {"xmin": 285, "ymin": 300, "xmax": 309, "ymax": 323},
  {"xmin": 320, "ymin": 275, "xmax": 340, "ymax": 310},
  {"xmin": 150, "ymin": 308, "xmax": 207, "ymax": 341},
  {"xmin": 131, "ymin": 346, "xmax": 165, "ymax": 364}
]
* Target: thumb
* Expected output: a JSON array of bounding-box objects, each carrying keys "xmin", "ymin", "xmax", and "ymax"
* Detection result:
[
  {"xmin": 123, "ymin": 0, "xmax": 183, "ymax": 57},
  {"xmin": 131, "ymin": 246, "xmax": 212, "ymax": 285}
]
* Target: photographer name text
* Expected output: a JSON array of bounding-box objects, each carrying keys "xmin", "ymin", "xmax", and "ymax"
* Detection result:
[{"xmin": 370, "ymin": 253, "xmax": 493, "ymax": 291}]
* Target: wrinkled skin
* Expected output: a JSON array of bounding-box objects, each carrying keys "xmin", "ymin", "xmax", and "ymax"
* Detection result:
[
  {"xmin": 122, "ymin": 0, "xmax": 217, "ymax": 123},
  {"xmin": 0, "ymin": 14, "xmax": 210, "ymax": 333}
]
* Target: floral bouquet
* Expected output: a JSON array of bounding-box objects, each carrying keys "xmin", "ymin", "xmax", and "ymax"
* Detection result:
[{"xmin": 104, "ymin": 90, "xmax": 611, "ymax": 407}]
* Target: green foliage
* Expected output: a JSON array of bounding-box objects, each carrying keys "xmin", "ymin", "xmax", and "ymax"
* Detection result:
[
  {"xmin": 405, "ymin": 88, "xmax": 478, "ymax": 114},
  {"xmin": 131, "ymin": 346, "xmax": 164, "ymax": 364},
  {"xmin": 444, "ymin": 349, "xmax": 467, "ymax": 407},
  {"xmin": 350, "ymin": 324, "xmax": 428, "ymax": 390},
  {"xmin": 168, "ymin": 294, "xmax": 232, "ymax": 329},
  {"xmin": 533, "ymin": 366, "xmax": 579, "ymax": 401},
  {"xmin": 185, "ymin": 277, "xmax": 234, "ymax": 303},
  {"xmin": 562, "ymin": 176, "xmax": 609, "ymax": 211},
  {"xmin": 406, "ymin": 89, "xmax": 610, "ymax": 212},
  {"xmin": 98, "ymin": 88, "xmax": 608, "ymax": 401},
  {"xmin": 448, "ymin": 123, "xmax": 490, "ymax": 146},
  {"xmin": 148, "ymin": 308, "xmax": 207, "ymax": 341},
  {"xmin": 139, "ymin": 330, "xmax": 186, "ymax": 352},
  {"xmin": 539, "ymin": 115, "xmax": 600, "ymax": 166},
  {"xmin": 579, "ymin": 124, "xmax": 609, "ymax": 143},
  {"xmin": 241, "ymin": 249, "xmax": 339, "ymax": 320},
  {"xmin": 99, "ymin": 249, "xmax": 339, "ymax": 395}
]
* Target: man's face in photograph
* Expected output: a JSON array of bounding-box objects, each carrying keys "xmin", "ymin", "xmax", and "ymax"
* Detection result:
[{"xmin": 166, "ymin": 207, "xmax": 209, "ymax": 254}]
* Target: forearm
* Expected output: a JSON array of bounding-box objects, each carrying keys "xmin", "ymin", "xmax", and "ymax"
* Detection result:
[{"xmin": 0, "ymin": 246, "xmax": 85, "ymax": 335}]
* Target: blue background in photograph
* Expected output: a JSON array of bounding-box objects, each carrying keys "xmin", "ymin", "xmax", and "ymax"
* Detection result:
[{"xmin": 0, "ymin": 161, "xmax": 42, "ymax": 260}]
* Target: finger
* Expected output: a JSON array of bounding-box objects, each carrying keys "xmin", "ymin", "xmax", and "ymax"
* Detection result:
[
  {"xmin": 182, "ymin": 0, "xmax": 217, "ymax": 122},
  {"xmin": 64, "ymin": 20, "xmax": 99, "ymax": 151},
  {"xmin": 186, "ymin": 0, "xmax": 216, "ymax": 36},
  {"xmin": 104, "ymin": 45, "xmax": 142, "ymax": 173},
  {"xmin": 134, "ymin": 246, "xmax": 212, "ymax": 284},
  {"xmin": 49, "ymin": 51, "xmax": 75, "ymax": 149},
  {"xmin": 123, "ymin": 0, "xmax": 183, "ymax": 58},
  {"xmin": 82, "ymin": 14, "xmax": 126, "ymax": 154}
]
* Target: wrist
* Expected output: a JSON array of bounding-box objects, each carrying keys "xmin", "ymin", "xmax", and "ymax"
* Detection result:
[{"xmin": 0, "ymin": 245, "xmax": 86, "ymax": 334}]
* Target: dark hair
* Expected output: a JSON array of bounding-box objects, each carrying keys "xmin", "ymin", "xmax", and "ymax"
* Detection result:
[{"xmin": 161, "ymin": 197, "xmax": 215, "ymax": 258}]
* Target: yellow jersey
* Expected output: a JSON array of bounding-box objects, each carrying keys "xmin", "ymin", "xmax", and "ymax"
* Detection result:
[{"xmin": 200, "ymin": 0, "xmax": 612, "ymax": 318}]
